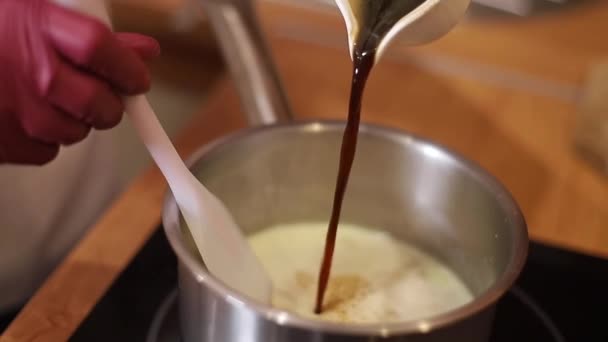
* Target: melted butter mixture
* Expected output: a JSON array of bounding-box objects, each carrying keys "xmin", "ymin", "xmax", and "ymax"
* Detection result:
[{"xmin": 248, "ymin": 223, "xmax": 473, "ymax": 323}]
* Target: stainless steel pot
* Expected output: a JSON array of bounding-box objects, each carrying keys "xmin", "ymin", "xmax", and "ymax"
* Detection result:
[{"xmin": 162, "ymin": 0, "xmax": 528, "ymax": 341}]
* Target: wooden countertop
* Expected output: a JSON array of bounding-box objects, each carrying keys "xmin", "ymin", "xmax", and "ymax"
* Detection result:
[{"xmin": 3, "ymin": 2, "xmax": 608, "ymax": 341}]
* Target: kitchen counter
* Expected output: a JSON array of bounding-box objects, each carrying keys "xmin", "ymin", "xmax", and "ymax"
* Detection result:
[{"xmin": 2, "ymin": 1, "xmax": 608, "ymax": 341}]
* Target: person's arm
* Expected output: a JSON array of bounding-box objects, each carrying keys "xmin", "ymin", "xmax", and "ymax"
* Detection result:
[{"xmin": 0, "ymin": 0, "xmax": 159, "ymax": 165}]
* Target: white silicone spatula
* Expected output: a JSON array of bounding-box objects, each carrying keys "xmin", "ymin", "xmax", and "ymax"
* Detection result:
[
  {"xmin": 335, "ymin": 0, "xmax": 471, "ymax": 63},
  {"xmin": 52, "ymin": 0, "xmax": 272, "ymax": 304}
]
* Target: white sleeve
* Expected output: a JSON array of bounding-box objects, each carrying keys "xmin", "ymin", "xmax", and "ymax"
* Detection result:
[{"xmin": 0, "ymin": 130, "xmax": 124, "ymax": 312}]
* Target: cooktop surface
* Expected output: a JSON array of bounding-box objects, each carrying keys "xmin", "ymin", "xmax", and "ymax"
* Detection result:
[{"xmin": 66, "ymin": 227, "xmax": 607, "ymax": 342}]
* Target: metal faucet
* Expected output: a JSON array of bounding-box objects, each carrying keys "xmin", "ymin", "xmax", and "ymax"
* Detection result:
[{"xmin": 193, "ymin": 0, "xmax": 293, "ymax": 126}]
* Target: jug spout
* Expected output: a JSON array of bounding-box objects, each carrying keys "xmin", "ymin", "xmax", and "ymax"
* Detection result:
[{"xmin": 200, "ymin": 0, "xmax": 293, "ymax": 126}]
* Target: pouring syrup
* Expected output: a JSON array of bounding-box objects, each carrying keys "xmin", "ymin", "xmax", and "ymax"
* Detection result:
[{"xmin": 314, "ymin": 0, "xmax": 428, "ymax": 314}]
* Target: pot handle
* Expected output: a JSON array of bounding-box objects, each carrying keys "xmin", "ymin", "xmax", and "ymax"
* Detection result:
[{"xmin": 199, "ymin": 0, "xmax": 293, "ymax": 126}]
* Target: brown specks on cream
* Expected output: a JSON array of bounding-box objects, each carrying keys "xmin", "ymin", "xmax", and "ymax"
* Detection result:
[{"xmin": 320, "ymin": 274, "xmax": 370, "ymax": 321}]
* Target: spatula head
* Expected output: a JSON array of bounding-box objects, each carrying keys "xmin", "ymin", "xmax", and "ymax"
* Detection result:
[{"xmin": 176, "ymin": 174, "xmax": 273, "ymax": 304}]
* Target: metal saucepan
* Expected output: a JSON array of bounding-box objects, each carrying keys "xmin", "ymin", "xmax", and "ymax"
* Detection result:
[{"xmin": 162, "ymin": 0, "xmax": 528, "ymax": 341}]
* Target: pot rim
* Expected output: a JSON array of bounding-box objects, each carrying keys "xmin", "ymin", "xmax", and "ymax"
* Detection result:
[{"xmin": 162, "ymin": 119, "xmax": 529, "ymax": 336}]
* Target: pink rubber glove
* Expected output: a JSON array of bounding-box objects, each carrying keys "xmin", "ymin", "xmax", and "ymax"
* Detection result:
[{"xmin": 0, "ymin": 0, "xmax": 160, "ymax": 165}]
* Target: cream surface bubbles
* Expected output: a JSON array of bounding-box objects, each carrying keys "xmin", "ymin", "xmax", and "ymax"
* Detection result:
[{"xmin": 248, "ymin": 222, "xmax": 473, "ymax": 323}]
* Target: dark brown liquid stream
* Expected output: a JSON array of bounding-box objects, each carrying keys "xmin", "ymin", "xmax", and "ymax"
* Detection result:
[
  {"xmin": 313, "ymin": 0, "xmax": 427, "ymax": 315},
  {"xmin": 314, "ymin": 51, "xmax": 374, "ymax": 314}
]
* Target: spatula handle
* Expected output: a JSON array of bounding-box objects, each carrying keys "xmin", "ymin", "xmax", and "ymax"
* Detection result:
[
  {"xmin": 51, "ymin": 0, "xmax": 195, "ymax": 200},
  {"xmin": 124, "ymin": 97, "xmax": 197, "ymax": 200}
]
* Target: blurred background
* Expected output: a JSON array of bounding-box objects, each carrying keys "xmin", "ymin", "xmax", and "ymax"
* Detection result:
[
  {"xmin": 106, "ymin": 0, "xmax": 607, "ymax": 254},
  {"xmin": 107, "ymin": 0, "xmax": 605, "ymax": 175}
]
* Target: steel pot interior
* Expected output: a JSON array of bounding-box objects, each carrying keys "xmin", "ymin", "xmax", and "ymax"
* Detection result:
[{"xmin": 163, "ymin": 120, "xmax": 528, "ymax": 336}]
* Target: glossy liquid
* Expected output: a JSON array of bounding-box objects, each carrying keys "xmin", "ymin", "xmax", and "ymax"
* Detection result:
[
  {"xmin": 251, "ymin": 223, "xmax": 473, "ymax": 323},
  {"xmin": 314, "ymin": 0, "xmax": 427, "ymax": 314},
  {"xmin": 349, "ymin": 0, "xmax": 427, "ymax": 52}
]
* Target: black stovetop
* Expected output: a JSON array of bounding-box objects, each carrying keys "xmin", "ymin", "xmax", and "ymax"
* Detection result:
[{"xmin": 66, "ymin": 226, "xmax": 608, "ymax": 342}]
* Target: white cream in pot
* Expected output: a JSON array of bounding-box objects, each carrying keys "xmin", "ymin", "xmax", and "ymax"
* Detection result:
[{"xmin": 248, "ymin": 223, "xmax": 473, "ymax": 323}]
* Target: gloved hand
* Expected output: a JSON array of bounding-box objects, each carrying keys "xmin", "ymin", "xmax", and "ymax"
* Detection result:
[{"xmin": 0, "ymin": 0, "xmax": 160, "ymax": 165}]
